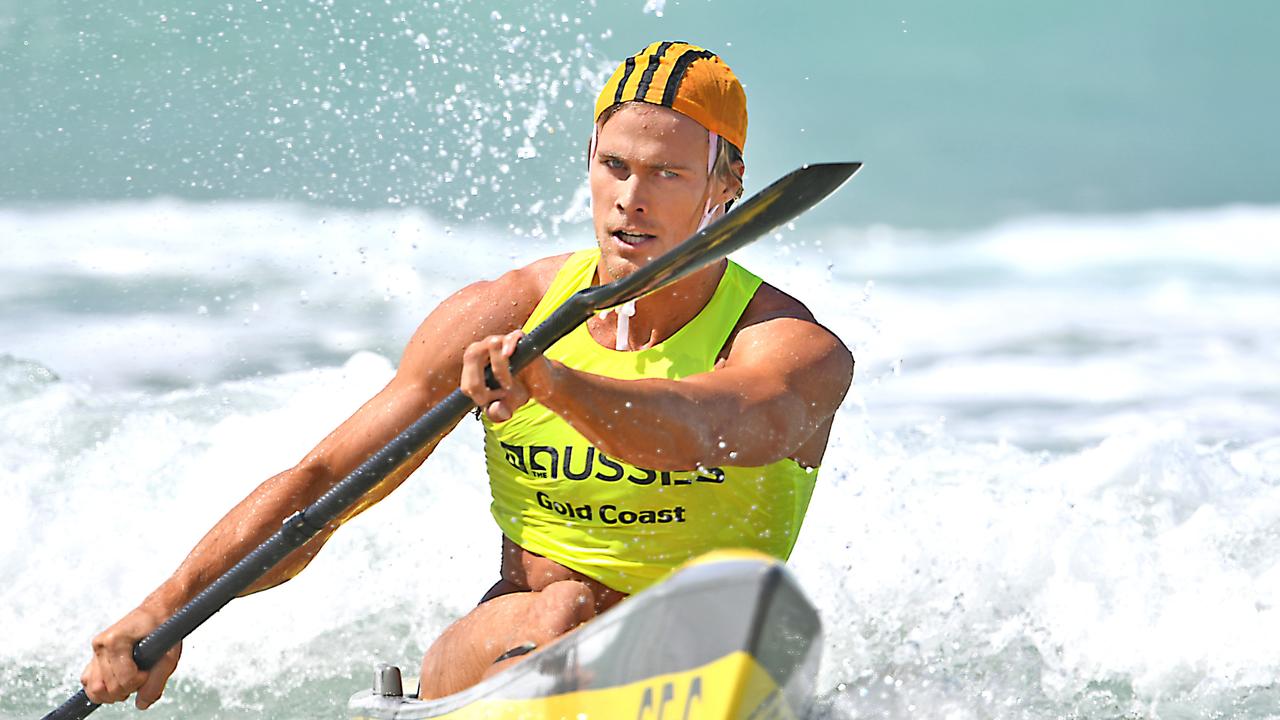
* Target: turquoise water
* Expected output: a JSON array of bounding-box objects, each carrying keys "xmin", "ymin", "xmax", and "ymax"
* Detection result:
[
  {"xmin": 4, "ymin": 2, "xmax": 1280, "ymax": 719},
  {"xmin": 4, "ymin": 0, "xmax": 1278, "ymax": 229}
]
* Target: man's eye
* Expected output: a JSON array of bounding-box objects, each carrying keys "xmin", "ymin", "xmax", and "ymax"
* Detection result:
[
  {"xmin": 604, "ymin": 158, "xmax": 625, "ymax": 169},
  {"xmin": 659, "ymin": 169, "xmax": 679, "ymax": 178}
]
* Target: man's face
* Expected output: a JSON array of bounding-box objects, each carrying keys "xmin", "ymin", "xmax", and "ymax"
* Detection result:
[{"xmin": 589, "ymin": 103, "xmax": 730, "ymax": 281}]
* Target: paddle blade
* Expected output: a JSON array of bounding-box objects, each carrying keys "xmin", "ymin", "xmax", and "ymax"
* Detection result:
[{"xmin": 584, "ymin": 161, "xmax": 861, "ymax": 309}]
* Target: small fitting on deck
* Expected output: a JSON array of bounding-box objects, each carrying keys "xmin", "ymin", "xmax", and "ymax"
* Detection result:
[{"xmin": 373, "ymin": 664, "xmax": 403, "ymax": 697}]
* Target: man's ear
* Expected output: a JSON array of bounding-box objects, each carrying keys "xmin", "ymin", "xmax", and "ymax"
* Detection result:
[{"xmin": 717, "ymin": 159, "xmax": 745, "ymax": 206}]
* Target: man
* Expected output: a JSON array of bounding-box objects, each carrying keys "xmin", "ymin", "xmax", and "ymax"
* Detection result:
[{"xmin": 80, "ymin": 40, "xmax": 853, "ymax": 707}]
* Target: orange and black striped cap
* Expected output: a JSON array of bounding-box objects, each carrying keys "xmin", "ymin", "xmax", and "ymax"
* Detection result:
[{"xmin": 595, "ymin": 41, "xmax": 748, "ymax": 153}]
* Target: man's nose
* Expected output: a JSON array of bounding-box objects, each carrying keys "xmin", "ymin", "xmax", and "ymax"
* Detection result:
[{"xmin": 615, "ymin": 175, "xmax": 647, "ymax": 214}]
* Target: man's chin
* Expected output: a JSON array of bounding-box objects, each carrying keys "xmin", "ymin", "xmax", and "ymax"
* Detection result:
[
  {"xmin": 598, "ymin": 242, "xmax": 659, "ymax": 280},
  {"xmin": 599, "ymin": 254, "xmax": 637, "ymax": 282}
]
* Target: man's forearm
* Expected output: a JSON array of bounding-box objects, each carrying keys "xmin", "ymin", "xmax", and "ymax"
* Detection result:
[
  {"xmin": 138, "ymin": 463, "xmax": 331, "ymax": 614},
  {"xmin": 139, "ymin": 422, "xmax": 443, "ymax": 614},
  {"xmin": 530, "ymin": 362, "xmax": 789, "ymax": 471}
]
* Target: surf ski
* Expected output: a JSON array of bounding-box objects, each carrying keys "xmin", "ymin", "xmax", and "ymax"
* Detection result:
[{"xmin": 349, "ymin": 550, "xmax": 821, "ymax": 720}]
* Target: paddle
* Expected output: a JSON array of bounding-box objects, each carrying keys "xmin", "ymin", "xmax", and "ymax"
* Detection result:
[{"xmin": 41, "ymin": 161, "xmax": 860, "ymax": 720}]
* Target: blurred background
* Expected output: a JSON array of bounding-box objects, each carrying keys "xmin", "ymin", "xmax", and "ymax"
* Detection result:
[
  {"xmin": 3, "ymin": 2, "xmax": 1280, "ymax": 719},
  {"xmin": 5, "ymin": 0, "xmax": 1279, "ymax": 229}
]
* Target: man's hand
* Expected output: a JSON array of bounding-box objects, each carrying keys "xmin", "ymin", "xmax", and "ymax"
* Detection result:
[
  {"xmin": 460, "ymin": 330, "xmax": 555, "ymax": 422},
  {"xmin": 81, "ymin": 606, "xmax": 182, "ymax": 710}
]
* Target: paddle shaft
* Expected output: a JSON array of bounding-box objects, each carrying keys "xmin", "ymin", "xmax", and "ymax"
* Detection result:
[{"xmin": 40, "ymin": 162, "xmax": 859, "ymax": 720}]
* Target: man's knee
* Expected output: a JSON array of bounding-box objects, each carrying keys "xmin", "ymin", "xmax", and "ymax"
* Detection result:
[
  {"xmin": 534, "ymin": 580, "xmax": 597, "ymax": 633},
  {"xmin": 421, "ymin": 580, "xmax": 602, "ymax": 698}
]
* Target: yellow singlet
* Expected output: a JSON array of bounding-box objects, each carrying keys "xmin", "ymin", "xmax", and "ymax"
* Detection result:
[{"xmin": 483, "ymin": 249, "xmax": 818, "ymax": 594}]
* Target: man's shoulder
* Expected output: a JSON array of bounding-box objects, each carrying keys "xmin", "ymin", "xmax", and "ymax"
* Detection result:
[
  {"xmin": 397, "ymin": 252, "xmax": 582, "ymax": 376},
  {"xmin": 492, "ymin": 252, "xmax": 577, "ymax": 301},
  {"xmin": 739, "ymin": 279, "xmax": 819, "ymax": 327},
  {"xmin": 458, "ymin": 252, "xmax": 576, "ymax": 311},
  {"xmin": 730, "ymin": 278, "xmax": 851, "ymax": 361}
]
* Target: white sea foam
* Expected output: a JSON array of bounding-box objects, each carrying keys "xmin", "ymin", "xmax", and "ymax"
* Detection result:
[
  {"xmin": 0, "ymin": 201, "xmax": 558, "ymax": 391},
  {"xmin": 797, "ymin": 416, "xmax": 1280, "ymax": 718}
]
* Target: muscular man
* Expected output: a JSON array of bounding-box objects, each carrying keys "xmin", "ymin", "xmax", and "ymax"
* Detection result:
[{"xmin": 80, "ymin": 41, "xmax": 853, "ymax": 707}]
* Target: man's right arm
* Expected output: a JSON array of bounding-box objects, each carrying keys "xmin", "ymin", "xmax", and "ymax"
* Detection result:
[{"xmin": 80, "ymin": 255, "xmax": 560, "ymax": 709}]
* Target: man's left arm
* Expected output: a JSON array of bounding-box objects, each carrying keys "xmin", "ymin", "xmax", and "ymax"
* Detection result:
[{"xmin": 471, "ymin": 317, "xmax": 853, "ymax": 470}]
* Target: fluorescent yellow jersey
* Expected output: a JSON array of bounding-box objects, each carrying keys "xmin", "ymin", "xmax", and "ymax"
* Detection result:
[{"xmin": 483, "ymin": 249, "xmax": 818, "ymax": 594}]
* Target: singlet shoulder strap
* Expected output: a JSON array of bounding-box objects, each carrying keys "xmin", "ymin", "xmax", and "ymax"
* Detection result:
[
  {"xmin": 521, "ymin": 249, "xmax": 601, "ymax": 333},
  {"xmin": 674, "ymin": 260, "xmax": 763, "ymax": 356}
]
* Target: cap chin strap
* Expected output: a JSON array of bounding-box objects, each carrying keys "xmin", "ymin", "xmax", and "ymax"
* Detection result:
[
  {"xmin": 601, "ymin": 300, "xmax": 636, "ymax": 351},
  {"xmin": 595, "ymin": 128, "xmax": 722, "ymax": 352},
  {"xmin": 697, "ymin": 130, "xmax": 720, "ymax": 231}
]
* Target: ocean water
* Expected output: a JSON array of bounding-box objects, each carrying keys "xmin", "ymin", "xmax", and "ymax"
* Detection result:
[{"xmin": 4, "ymin": 1, "xmax": 1280, "ymax": 719}]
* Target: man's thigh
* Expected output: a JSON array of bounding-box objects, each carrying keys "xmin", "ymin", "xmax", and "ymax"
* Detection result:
[{"xmin": 418, "ymin": 579, "xmax": 597, "ymax": 699}]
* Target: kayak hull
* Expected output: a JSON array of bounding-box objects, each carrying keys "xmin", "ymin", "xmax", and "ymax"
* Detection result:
[{"xmin": 349, "ymin": 550, "xmax": 822, "ymax": 719}]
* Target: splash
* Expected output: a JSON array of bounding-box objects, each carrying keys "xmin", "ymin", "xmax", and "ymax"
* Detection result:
[{"xmin": 796, "ymin": 414, "xmax": 1280, "ymax": 719}]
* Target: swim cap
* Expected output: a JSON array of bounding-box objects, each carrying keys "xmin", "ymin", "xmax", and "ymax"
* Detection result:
[{"xmin": 595, "ymin": 41, "xmax": 748, "ymax": 153}]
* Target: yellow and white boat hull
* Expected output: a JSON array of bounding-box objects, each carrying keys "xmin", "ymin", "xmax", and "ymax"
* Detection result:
[{"xmin": 348, "ymin": 551, "xmax": 821, "ymax": 720}]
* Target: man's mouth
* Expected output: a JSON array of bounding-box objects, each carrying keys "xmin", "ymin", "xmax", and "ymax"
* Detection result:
[{"xmin": 611, "ymin": 230, "xmax": 657, "ymax": 246}]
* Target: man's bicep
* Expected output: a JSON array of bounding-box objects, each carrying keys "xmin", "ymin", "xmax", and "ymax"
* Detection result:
[
  {"xmin": 395, "ymin": 257, "xmax": 560, "ymax": 393},
  {"xmin": 303, "ymin": 272, "xmax": 540, "ymax": 479},
  {"xmin": 729, "ymin": 317, "xmax": 853, "ymax": 403},
  {"xmin": 396, "ymin": 280, "xmax": 516, "ymax": 396},
  {"xmin": 297, "ymin": 369, "xmax": 444, "ymax": 486},
  {"xmin": 692, "ymin": 318, "xmax": 853, "ymax": 459}
]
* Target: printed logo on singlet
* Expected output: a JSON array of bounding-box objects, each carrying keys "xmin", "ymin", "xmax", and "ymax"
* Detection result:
[
  {"xmin": 535, "ymin": 490, "xmax": 687, "ymax": 526},
  {"xmin": 499, "ymin": 442, "xmax": 726, "ymax": 486}
]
